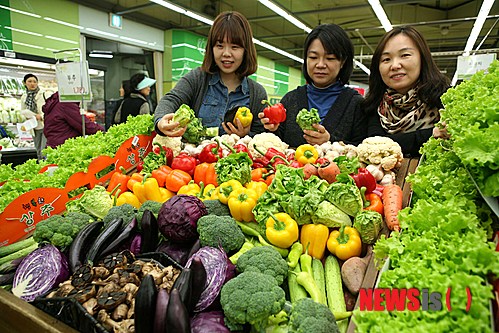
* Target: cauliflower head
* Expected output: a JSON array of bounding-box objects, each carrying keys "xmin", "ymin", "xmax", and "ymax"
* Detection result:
[
  {"xmin": 152, "ymin": 135, "xmax": 183, "ymax": 156},
  {"xmin": 248, "ymin": 133, "xmax": 288, "ymax": 159},
  {"xmin": 356, "ymin": 136, "xmax": 403, "ymax": 170}
]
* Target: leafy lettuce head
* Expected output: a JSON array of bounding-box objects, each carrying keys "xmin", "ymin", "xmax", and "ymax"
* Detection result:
[
  {"xmin": 353, "ymin": 210, "xmax": 383, "ymax": 244},
  {"xmin": 66, "ymin": 185, "xmax": 113, "ymax": 220},
  {"xmin": 324, "ymin": 178, "xmax": 363, "ymax": 217},
  {"xmin": 312, "ymin": 200, "xmax": 352, "ymax": 228}
]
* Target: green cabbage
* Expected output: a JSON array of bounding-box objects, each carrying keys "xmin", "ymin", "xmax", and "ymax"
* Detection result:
[
  {"xmin": 323, "ymin": 179, "xmax": 363, "ymax": 217},
  {"xmin": 312, "ymin": 200, "xmax": 352, "ymax": 228},
  {"xmin": 353, "ymin": 210, "xmax": 383, "ymax": 244}
]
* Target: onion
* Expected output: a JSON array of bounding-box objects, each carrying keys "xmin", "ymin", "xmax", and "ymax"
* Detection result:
[{"xmin": 13, "ymin": 244, "xmax": 69, "ymax": 302}]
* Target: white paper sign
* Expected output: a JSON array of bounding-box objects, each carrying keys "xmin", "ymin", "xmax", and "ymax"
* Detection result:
[
  {"xmin": 55, "ymin": 61, "xmax": 92, "ymax": 102},
  {"xmin": 18, "ymin": 117, "xmax": 37, "ymax": 132},
  {"xmin": 16, "ymin": 123, "xmax": 33, "ymax": 140},
  {"xmin": 456, "ymin": 54, "xmax": 497, "ymax": 80}
]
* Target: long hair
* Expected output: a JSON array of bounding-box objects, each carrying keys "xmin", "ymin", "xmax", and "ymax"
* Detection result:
[
  {"xmin": 363, "ymin": 26, "xmax": 450, "ymax": 114},
  {"xmin": 130, "ymin": 73, "xmax": 145, "ymax": 94},
  {"xmin": 302, "ymin": 24, "xmax": 354, "ymax": 84},
  {"xmin": 201, "ymin": 11, "xmax": 257, "ymax": 77}
]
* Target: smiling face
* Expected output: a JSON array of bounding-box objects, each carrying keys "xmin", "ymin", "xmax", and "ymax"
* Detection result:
[
  {"xmin": 306, "ymin": 39, "xmax": 344, "ymax": 88},
  {"xmin": 213, "ymin": 36, "xmax": 245, "ymax": 79},
  {"xmin": 24, "ymin": 77, "xmax": 38, "ymax": 91},
  {"xmin": 379, "ymin": 34, "xmax": 421, "ymax": 95}
]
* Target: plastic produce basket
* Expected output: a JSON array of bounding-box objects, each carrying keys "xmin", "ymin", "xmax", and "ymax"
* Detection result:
[{"xmin": 32, "ymin": 251, "xmax": 182, "ymax": 333}]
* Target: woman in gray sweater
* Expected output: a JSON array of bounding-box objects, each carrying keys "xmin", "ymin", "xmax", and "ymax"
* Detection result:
[
  {"xmin": 259, "ymin": 24, "xmax": 367, "ymax": 147},
  {"xmin": 155, "ymin": 11, "xmax": 267, "ymax": 138}
]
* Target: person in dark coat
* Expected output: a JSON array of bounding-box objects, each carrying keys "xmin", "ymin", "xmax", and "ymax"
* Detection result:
[
  {"xmin": 259, "ymin": 24, "xmax": 367, "ymax": 147},
  {"xmin": 114, "ymin": 73, "xmax": 156, "ymax": 124},
  {"xmin": 43, "ymin": 92, "xmax": 104, "ymax": 148}
]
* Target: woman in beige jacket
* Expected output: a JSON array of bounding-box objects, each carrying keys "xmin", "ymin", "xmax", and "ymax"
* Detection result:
[{"xmin": 20, "ymin": 74, "xmax": 47, "ymax": 160}]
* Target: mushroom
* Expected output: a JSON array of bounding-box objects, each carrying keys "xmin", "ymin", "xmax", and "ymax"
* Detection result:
[
  {"xmin": 111, "ymin": 303, "xmax": 129, "ymax": 321},
  {"xmin": 103, "ymin": 272, "xmax": 121, "ymax": 285},
  {"xmin": 55, "ymin": 282, "xmax": 76, "ymax": 297},
  {"xmin": 127, "ymin": 299, "xmax": 135, "ymax": 319},
  {"xmin": 93, "ymin": 266, "xmax": 110, "ymax": 280},
  {"xmin": 117, "ymin": 270, "xmax": 140, "ymax": 286},
  {"xmin": 121, "ymin": 283, "xmax": 139, "ymax": 304},
  {"xmin": 68, "ymin": 284, "xmax": 97, "ymax": 303},
  {"xmin": 97, "ymin": 309, "xmax": 120, "ymax": 332},
  {"xmin": 96, "ymin": 291, "xmax": 127, "ymax": 310},
  {"xmin": 141, "ymin": 263, "xmax": 165, "ymax": 284},
  {"xmin": 82, "ymin": 298, "xmax": 98, "ymax": 316},
  {"xmin": 95, "ymin": 281, "xmax": 121, "ymax": 298},
  {"xmin": 115, "ymin": 319, "xmax": 135, "ymax": 333}
]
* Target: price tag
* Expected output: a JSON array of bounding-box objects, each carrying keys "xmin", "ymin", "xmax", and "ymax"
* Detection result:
[{"xmin": 55, "ymin": 61, "xmax": 92, "ymax": 102}]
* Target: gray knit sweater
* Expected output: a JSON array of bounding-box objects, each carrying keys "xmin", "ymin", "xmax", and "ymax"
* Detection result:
[
  {"xmin": 275, "ymin": 85, "xmax": 368, "ymax": 147},
  {"xmin": 154, "ymin": 67, "xmax": 267, "ymax": 136}
]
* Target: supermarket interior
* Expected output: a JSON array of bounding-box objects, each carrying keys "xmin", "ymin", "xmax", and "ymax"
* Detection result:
[{"xmin": 0, "ymin": 1, "xmax": 498, "ymax": 333}]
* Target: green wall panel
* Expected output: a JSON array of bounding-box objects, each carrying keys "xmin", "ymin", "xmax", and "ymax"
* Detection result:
[
  {"xmin": 0, "ymin": 0, "xmax": 13, "ymax": 51},
  {"xmin": 274, "ymin": 62, "xmax": 288, "ymax": 97},
  {"xmin": 6, "ymin": 0, "xmax": 79, "ymax": 58}
]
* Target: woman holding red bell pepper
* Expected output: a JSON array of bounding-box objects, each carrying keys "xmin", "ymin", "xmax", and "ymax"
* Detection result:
[
  {"xmin": 258, "ymin": 24, "xmax": 367, "ymax": 147},
  {"xmin": 153, "ymin": 11, "xmax": 267, "ymax": 139}
]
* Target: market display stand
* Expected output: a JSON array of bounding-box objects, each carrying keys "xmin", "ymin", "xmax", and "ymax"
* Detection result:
[
  {"xmin": 0, "ymin": 288, "xmax": 78, "ymax": 333},
  {"xmin": 346, "ymin": 157, "xmax": 420, "ymax": 333}
]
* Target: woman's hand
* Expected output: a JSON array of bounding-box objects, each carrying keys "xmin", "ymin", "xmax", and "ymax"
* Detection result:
[
  {"xmin": 303, "ymin": 124, "xmax": 330, "ymax": 145},
  {"xmin": 222, "ymin": 118, "xmax": 250, "ymax": 137},
  {"xmin": 432, "ymin": 121, "xmax": 450, "ymax": 139},
  {"xmin": 258, "ymin": 112, "xmax": 279, "ymax": 132},
  {"xmin": 157, "ymin": 113, "xmax": 186, "ymax": 137}
]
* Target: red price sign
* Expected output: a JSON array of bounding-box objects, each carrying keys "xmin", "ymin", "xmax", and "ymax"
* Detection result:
[{"xmin": 0, "ymin": 188, "xmax": 69, "ymax": 246}]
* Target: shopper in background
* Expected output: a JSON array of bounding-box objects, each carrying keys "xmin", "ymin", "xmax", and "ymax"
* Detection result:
[
  {"xmin": 43, "ymin": 92, "xmax": 104, "ymax": 148},
  {"xmin": 362, "ymin": 26, "xmax": 450, "ymax": 156},
  {"xmin": 259, "ymin": 24, "xmax": 367, "ymax": 147},
  {"xmin": 114, "ymin": 73, "xmax": 156, "ymax": 124},
  {"xmin": 20, "ymin": 74, "xmax": 47, "ymax": 160},
  {"xmin": 154, "ymin": 11, "xmax": 267, "ymax": 138}
]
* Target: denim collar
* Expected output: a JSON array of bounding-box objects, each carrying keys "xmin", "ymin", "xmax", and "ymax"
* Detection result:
[{"xmin": 209, "ymin": 72, "xmax": 249, "ymax": 94}]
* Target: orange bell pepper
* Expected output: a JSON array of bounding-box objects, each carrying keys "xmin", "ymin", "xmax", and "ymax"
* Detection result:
[
  {"xmin": 194, "ymin": 162, "xmax": 218, "ymax": 186},
  {"xmin": 107, "ymin": 166, "xmax": 130, "ymax": 196},
  {"xmin": 151, "ymin": 167, "xmax": 170, "ymax": 187},
  {"xmin": 300, "ymin": 223, "xmax": 329, "ymax": 260},
  {"xmin": 127, "ymin": 172, "xmax": 143, "ymax": 192},
  {"xmin": 164, "ymin": 169, "xmax": 192, "ymax": 193},
  {"xmin": 364, "ymin": 193, "xmax": 384, "ymax": 215}
]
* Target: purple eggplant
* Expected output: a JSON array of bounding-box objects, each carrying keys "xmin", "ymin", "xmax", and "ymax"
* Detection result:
[
  {"xmin": 172, "ymin": 268, "xmax": 193, "ymax": 312},
  {"xmin": 166, "ymin": 288, "xmax": 190, "ymax": 333},
  {"xmin": 99, "ymin": 217, "xmax": 138, "ymax": 258},
  {"xmin": 188, "ymin": 257, "xmax": 206, "ymax": 312},
  {"xmin": 140, "ymin": 210, "xmax": 159, "ymax": 253},
  {"xmin": 153, "ymin": 288, "xmax": 170, "ymax": 333}
]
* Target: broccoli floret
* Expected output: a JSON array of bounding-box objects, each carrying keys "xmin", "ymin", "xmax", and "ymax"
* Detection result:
[
  {"xmin": 136, "ymin": 200, "xmax": 162, "ymax": 222},
  {"xmin": 220, "ymin": 271, "xmax": 286, "ymax": 332},
  {"xmin": 103, "ymin": 204, "xmax": 137, "ymax": 226},
  {"xmin": 197, "ymin": 215, "xmax": 245, "ymax": 254},
  {"xmin": 289, "ymin": 298, "xmax": 339, "ymax": 333},
  {"xmin": 65, "ymin": 212, "xmax": 94, "ymax": 228},
  {"xmin": 33, "ymin": 214, "xmax": 90, "ymax": 249},
  {"xmin": 236, "ymin": 246, "xmax": 288, "ymax": 285},
  {"xmin": 203, "ymin": 199, "xmax": 231, "ymax": 216}
]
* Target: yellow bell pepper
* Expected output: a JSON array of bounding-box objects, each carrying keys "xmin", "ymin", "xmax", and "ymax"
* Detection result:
[
  {"xmin": 234, "ymin": 106, "xmax": 253, "ymax": 127},
  {"xmin": 295, "ymin": 144, "xmax": 319, "ymax": 165},
  {"xmin": 133, "ymin": 176, "xmax": 163, "ymax": 203},
  {"xmin": 177, "ymin": 180, "xmax": 200, "ymax": 196},
  {"xmin": 300, "ymin": 223, "xmax": 329, "ymax": 260},
  {"xmin": 116, "ymin": 191, "xmax": 141, "ymax": 209},
  {"xmin": 245, "ymin": 181, "xmax": 268, "ymax": 198},
  {"xmin": 327, "ymin": 226, "xmax": 362, "ymax": 261},
  {"xmin": 159, "ymin": 187, "xmax": 175, "ymax": 202},
  {"xmin": 265, "ymin": 212, "xmax": 299, "ymax": 249},
  {"xmin": 217, "ymin": 179, "xmax": 243, "ymax": 205},
  {"xmin": 228, "ymin": 187, "xmax": 258, "ymax": 222}
]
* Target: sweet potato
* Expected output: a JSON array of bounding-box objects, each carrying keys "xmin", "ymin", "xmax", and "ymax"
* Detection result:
[
  {"xmin": 340, "ymin": 248, "xmax": 372, "ymax": 295},
  {"xmin": 318, "ymin": 161, "xmax": 341, "ymax": 183}
]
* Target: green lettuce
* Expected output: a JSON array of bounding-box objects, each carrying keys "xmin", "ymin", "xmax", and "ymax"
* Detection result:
[
  {"xmin": 296, "ymin": 108, "xmax": 321, "ymax": 131},
  {"xmin": 65, "ymin": 185, "xmax": 113, "ymax": 220},
  {"xmin": 311, "ymin": 200, "xmax": 352, "ymax": 228},
  {"xmin": 323, "ymin": 177, "xmax": 363, "ymax": 217},
  {"xmin": 353, "ymin": 210, "xmax": 383, "ymax": 244}
]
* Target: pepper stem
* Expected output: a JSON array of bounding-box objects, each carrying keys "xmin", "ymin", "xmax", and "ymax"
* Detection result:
[
  {"xmin": 337, "ymin": 225, "xmax": 350, "ymax": 244},
  {"xmin": 221, "ymin": 140, "xmax": 236, "ymax": 154},
  {"xmin": 253, "ymin": 144, "xmax": 267, "ymax": 157},
  {"xmin": 261, "ymin": 99, "xmax": 272, "ymax": 107},
  {"xmin": 269, "ymin": 213, "xmax": 286, "ymax": 231}
]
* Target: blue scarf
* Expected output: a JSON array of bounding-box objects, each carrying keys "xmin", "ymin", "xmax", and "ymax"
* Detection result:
[{"xmin": 307, "ymin": 81, "xmax": 345, "ymax": 122}]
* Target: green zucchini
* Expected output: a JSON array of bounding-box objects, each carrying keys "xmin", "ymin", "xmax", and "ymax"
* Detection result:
[
  {"xmin": 325, "ymin": 255, "xmax": 348, "ymax": 333},
  {"xmin": 312, "ymin": 258, "xmax": 327, "ymax": 306}
]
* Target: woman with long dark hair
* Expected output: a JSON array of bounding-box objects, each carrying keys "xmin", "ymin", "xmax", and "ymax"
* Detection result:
[{"xmin": 362, "ymin": 26, "xmax": 450, "ymax": 156}]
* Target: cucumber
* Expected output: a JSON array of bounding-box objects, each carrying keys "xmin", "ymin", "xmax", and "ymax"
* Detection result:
[
  {"xmin": 324, "ymin": 255, "xmax": 348, "ymax": 333},
  {"xmin": 288, "ymin": 264, "xmax": 307, "ymax": 303},
  {"xmin": 312, "ymin": 258, "xmax": 327, "ymax": 306}
]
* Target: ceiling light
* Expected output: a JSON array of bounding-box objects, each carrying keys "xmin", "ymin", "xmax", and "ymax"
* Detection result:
[
  {"xmin": 4, "ymin": 26, "xmax": 43, "ymax": 37},
  {"xmin": 151, "ymin": 0, "xmax": 213, "ymax": 25},
  {"xmin": 120, "ymin": 36, "xmax": 149, "ymax": 45},
  {"xmin": 368, "ymin": 0, "xmax": 393, "ymax": 32},
  {"xmin": 0, "ymin": 5, "xmax": 41, "ymax": 18},
  {"xmin": 43, "ymin": 17, "xmax": 84, "ymax": 29},
  {"xmin": 89, "ymin": 51, "xmax": 113, "ymax": 59},
  {"xmin": 253, "ymin": 38, "xmax": 303, "ymax": 63},
  {"xmin": 258, "ymin": 0, "xmax": 312, "ymax": 33},
  {"xmin": 0, "ymin": 57, "xmax": 54, "ymax": 69},
  {"xmin": 85, "ymin": 27, "xmax": 119, "ymax": 38},
  {"xmin": 45, "ymin": 35, "xmax": 79, "ymax": 45},
  {"xmin": 354, "ymin": 59, "xmax": 371, "ymax": 75}
]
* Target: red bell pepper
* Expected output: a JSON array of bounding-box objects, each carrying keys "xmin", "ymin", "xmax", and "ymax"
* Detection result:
[
  {"xmin": 222, "ymin": 141, "xmax": 253, "ymax": 160},
  {"xmin": 261, "ymin": 100, "xmax": 287, "ymax": 124},
  {"xmin": 198, "ymin": 140, "xmax": 223, "ymax": 163},
  {"xmin": 136, "ymin": 160, "xmax": 144, "ymax": 172},
  {"xmin": 171, "ymin": 152, "xmax": 197, "ymax": 176},
  {"xmin": 252, "ymin": 144, "xmax": 286, "ymax": 168},
  {"xmin": 315, "ymin": 157, "xmax": 329, "ymax": 166},
  {"xmin": 351, "ymin": 168, "xmax": 377, "ymax": 194},
  {"xmin": 152, "ymin": 143, "xmax": 174, "ymax": 167}
]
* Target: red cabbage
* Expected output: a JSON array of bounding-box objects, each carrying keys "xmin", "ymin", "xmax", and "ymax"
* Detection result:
[
  {"xmin": 190, "ymin": 311, "xmax": 230, "ymax": 333},
  {"xmin": 158, "ymin": 195, "xmax": 208, "ymax": 242},
  {"xmin": 186, "ymin": 246, "xmax": 228, "ymax": 312},
  {"xmin": 13, "ymin": 244, "xmax": 69, "ymax": 302},
  {"xmin": 156, "ymin": 238, "xmax": 195, "ymax": 266}
]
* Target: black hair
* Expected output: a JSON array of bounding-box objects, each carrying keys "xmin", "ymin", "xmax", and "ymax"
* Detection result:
[
  {"xmin": 23, "ymin": 73, "xmax": 38, "ymax": 83},
  {"xmin": 302, "ymin": 24, "xmax": 354, "ymax": 84},
  {"xmin": 129, "ymin": 73, "xmax": 146, "ymax": 94}
]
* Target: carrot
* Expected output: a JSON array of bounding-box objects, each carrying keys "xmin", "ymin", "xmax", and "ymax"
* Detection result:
[{"xmin": 382, "ymin": 184, "xmax": 403, "ymax": 231}]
